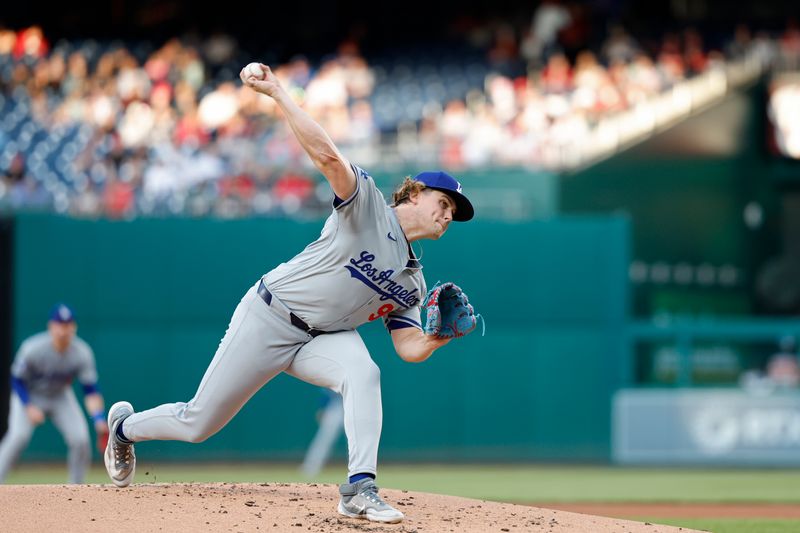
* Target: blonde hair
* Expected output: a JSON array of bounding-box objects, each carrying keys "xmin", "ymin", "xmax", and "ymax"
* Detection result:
[{"xmin": 391, "ymin": 177, "xmax": 426, "ymax": 206}]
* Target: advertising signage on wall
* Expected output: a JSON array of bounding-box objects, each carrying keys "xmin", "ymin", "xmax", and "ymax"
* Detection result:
[{"xmin": 613, "ymin": 389, "xmax": 800, "ymax": 465}]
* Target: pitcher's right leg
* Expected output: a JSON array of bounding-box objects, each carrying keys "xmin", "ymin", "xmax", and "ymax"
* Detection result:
[
  {"xmin": 105, "ymin": 401, "xmax": 135, "ymax": 487},
  {"xmin": 104, "ymin": 282, "xmax": 305, "ymax": 486}
]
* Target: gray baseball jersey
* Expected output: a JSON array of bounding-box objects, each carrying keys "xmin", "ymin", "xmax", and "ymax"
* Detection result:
[
  {"xmin": 11, "ymin": 332, "xmax": 98, "ymax": 397},
  {"xmin": 264, "ymin": 164, "xmax": 426, "ymax": 332},
  {"xmin": 121, "ymin": 164, "xmax": 429, "ymax": 478}
]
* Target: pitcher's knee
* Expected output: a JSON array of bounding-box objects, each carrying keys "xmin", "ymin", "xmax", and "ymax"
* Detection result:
[
  {"xmin": 184, "ymin": 424, "xmax": 218, "ymax": 443},
  {"xmin": 347, "ymin": 360, "xmax": 381, "ymax": 392},
  {"xmin": 174, "ymin": 402, "xmax": 220, "ymax": 443}
]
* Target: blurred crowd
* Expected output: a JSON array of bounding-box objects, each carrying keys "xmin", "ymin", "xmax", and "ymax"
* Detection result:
[
  {"xmin": 768, "ymin": 75, "xmax": 800, "ymax": 159},
  {"xmin": 0, "ymin": 12, "xmax": 799, "ymax": 219}
]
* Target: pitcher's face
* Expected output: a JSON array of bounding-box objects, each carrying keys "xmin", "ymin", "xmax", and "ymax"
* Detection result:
[{"xmin": 417, "ymin": 189, "xmax": 456, "ymax": 239}]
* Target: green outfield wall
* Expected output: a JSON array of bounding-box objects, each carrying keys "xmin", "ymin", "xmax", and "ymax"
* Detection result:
[
  {"xmin": 10, "ymin": 212, "xmax": 629, "ymax": 462},
  {"xmin": 560, "ymin": 82, "xmax": 783, "ymax": 319}
]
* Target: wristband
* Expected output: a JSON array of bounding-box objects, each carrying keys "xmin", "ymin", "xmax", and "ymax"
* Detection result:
[{"xmin": 91, "ymin": 411, "xmax": 107, "ymax": 424}]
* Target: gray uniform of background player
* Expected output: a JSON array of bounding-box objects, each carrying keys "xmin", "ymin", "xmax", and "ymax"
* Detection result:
[
  {"xmin": 121, "ymin": 165, "xmax": 426, "ymax": 477},
  {"xmin": 301, "ymin": 388, "xmax": 344, "ymax": 477},
  {"xmin": 0, "ymin": 333, "xmax": 99, "ymax": 483}
]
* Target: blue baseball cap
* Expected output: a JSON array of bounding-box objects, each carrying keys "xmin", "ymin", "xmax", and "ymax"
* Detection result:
[
  {"xmin": 413, "ymin": 171, "xmax": 474, "ymax": 221},
  {"xmin": 48, "ymin": 303, "xmax": 76, "ymax": 323}
]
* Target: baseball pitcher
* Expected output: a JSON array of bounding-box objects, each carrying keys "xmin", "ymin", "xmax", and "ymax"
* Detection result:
[{"xmin": 104, "ymin": 62, "xmax": 479, "ymax": 524}]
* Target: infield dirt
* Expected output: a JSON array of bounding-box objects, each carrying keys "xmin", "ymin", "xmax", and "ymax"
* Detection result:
[{"xmin": 0, "ymin": 482, "xmax": 702, "ymax": 532}]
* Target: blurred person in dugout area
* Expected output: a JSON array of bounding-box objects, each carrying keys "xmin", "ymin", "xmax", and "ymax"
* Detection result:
[
  {"xmin": 766, "ymin": 335, "xmax": 800, "ymax": 388},
  {"xmin": 740, "ymin": 335, "xmax": 800, "ymax": 393},
  {"xmin": 0, "ymin": 303, "xmax": 109, "ymax": 483}
]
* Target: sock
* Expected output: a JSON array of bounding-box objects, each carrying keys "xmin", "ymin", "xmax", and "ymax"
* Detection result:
[
  {"xmin": 115, "ymin": 419, "xmax": 133, "ymax": 444},
  {"xmin": 349, "ymin": 473, "xmax": 375, "ymax": 484}
]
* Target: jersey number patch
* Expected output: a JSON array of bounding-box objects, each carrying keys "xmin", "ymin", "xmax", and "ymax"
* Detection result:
[{"xmin": 368, "ymin": 303, "xmax": 394, "ymax": 321}]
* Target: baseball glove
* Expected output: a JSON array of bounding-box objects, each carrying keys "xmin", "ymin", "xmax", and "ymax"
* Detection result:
[{"xmin": 422, "ymin": 282, "xmax": 478, "ymax": 338}]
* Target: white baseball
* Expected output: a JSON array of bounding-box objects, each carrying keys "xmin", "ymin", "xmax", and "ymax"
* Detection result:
[{"xmin": 245, "ymin": 62, "xmax": 265, "ymax": 80}]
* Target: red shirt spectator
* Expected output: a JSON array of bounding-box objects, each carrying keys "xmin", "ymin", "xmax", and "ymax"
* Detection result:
[
  {"xmin": 219, "ymin": 173, "xmax": 256, "ymax": 200},
  {"xmin": 103, "ymin": 178, "xmax": 135, "ymax": 218},
  {"xmin": 539, "ymin": 52, "xmax": 574, "ymax": 94},
  {"xmin": 273, "ymin": 172, "xmax": 314, "ymax": 202},
  {"xmin": 13, "ymin": 25, "xmax": 49, "ymax": 60}
]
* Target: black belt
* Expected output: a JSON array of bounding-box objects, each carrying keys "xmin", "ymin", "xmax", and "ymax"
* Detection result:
[{"xmin": 257, "ymin": 280, "xmax": 327, "ymax": 338}]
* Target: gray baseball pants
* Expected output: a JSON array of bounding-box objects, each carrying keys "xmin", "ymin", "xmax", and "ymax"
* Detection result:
[
  {"xmin": 121, "ymin": 279, "xmax": 383, "ymax": 477},
  {"xmin": 0, "ymin": 390, "xmax": 91, "ymax": 483}
]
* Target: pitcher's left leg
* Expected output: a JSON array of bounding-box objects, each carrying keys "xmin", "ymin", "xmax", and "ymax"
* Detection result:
[
  {"xmin": 287, "ymin": 331, "xmax": 382, "ymax": 477},
  {"xmin": 287, "ymin": 331, "xmax": 403, "ymax": 523}
]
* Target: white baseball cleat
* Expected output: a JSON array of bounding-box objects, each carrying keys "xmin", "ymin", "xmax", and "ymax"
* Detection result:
[
  {"xmin": 104, "ymin": 401, "xmax": 136, "ymax": 488},
  {"xmin": 337, "ymin": 478, "xmax": 404, "ymax": 524}
]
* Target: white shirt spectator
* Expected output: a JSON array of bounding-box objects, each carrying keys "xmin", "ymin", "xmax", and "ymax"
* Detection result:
[{"xmin": 198, "ymin": 82, "xmax": 239, "ymax": 130}]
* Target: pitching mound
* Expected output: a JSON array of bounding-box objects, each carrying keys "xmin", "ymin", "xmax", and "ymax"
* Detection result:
[{"xmin": 0, "ymin": 482, "xmax": 700, "ymax": 532}]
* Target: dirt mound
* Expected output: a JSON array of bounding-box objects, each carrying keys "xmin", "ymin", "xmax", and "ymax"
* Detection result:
[{"xmin": 0, "ymin": 482, "xmax": 700, "ymax": 532}]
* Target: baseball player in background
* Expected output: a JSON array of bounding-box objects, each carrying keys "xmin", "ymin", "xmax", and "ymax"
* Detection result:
[
  {"xmin": 300, "ymin": 388, "xmax": 345, "ymax": 478},
  {"xmin": 104, "ymin": 62, "xmax": 474, "ymax": 524},
  {"xmin": 0, "ymin": 303, "xmax": 109, "ymax": 484}
]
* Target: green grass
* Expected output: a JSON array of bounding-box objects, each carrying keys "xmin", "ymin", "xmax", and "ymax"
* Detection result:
[
  {"xmin": 647, "ymin": 518, "xmax": 800, "ymax": 533},
  {"xmin": 6, "ymin": 462, "xmax": 800, "ymax": 504}
]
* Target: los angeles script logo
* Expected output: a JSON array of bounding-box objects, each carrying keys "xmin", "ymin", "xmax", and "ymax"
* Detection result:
[{"xmin": 344, "ymin": 250, "xmax": 419, "ymax": 321}]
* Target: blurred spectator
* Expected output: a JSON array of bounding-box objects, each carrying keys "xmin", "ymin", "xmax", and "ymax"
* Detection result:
[
  {"xmin": 12, "ymin": 25, "xmax": 49, "ymax": 60},
  {"xmin": 768, "ymin": 77, "xmax": 800, "ymax": 159},
  {"xmin": 486, "ymin": 73, "xmax": 518, "ymax": 125},
  {"xmin": 726, "ymin": 24, "xmax": 752, "ymax": 60},
  {"xmin": 601, "ymin": 24, "xmax": 640, "ymax": 65},
  {"xmin": 273, "ymin": 170, "xmax": 315, "ymax": 207},
  {"xmin": 618, "ymin": 52, "xmax": 664, "ymax": 104},
  {"xmin": 197, "ymin": 81, "xmax": 239, "ymax": 131},
  {"xmin": 767, "ymin": 336, "xmax": 800, "ymax": 388},
  {"xmin": 538, "ymin": 52, "xmax": 574, "ymax": 94},
  {"xmin": 521, "ymin": 0, "xmax": 572, "ymax": 68},
  {"xmin": 740, "ymin": 336, "xmax": 800, "ymax": 393},
  {"xmin": 558, "ymin": 1, "xmax": 592, "ymax": 62},
  {"xmin": 682, "ymin": 28, "xmax": 709, "ymax": 76},
  {"xmin": 202, "ymin": 31, "xmax": 238, "ymax": 68},
  {"xmin": 462, "ymin": 98, "xmax": 506, "ymax": 167},
  {"xmin": 63, "ymin": 51, "xmax": 90, "ymax": 97},
  {"xmin": 657, "ymin": 32, "xmax": 686, "ymax": 84},
  {"xmin": 780, "ymin": 18, "xmax": 800, "ymax": 69},
  {"xmin": 572, "ymin": 50, "xmax": 623, "ymax": 117},
  {"xmin": 0, "ymin": 27, "xmax": 16, "ymax": 58},
  {"xmin": 487, "ymin": 22, "xmax": 522, "ymax": 77},
  {"xmin": 103, "ymin": 174, "xmax": 135, "ymax": 219},
  {"xmin": 1, "ymin": 152, "xmax": 51, "ymax": 211},
  {"xmin": 282, "ymin": 55, "xmax": 313, "ymax": 90},
  {"xmin": 340, "ymin": 55, "xmax": 374, "ymax": 101},
  {"xmin": 304, "ymin": 59, "xmax": 348, "ymax": 112}
]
